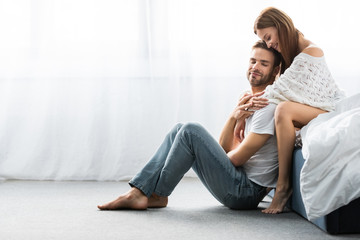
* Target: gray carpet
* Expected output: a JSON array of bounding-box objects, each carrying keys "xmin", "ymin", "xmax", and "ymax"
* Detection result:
[{"xmin": 0, "ymin": 178, "xmax": 359, "ymax": 240}]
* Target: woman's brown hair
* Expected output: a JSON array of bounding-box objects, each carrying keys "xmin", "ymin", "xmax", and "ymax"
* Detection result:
[{"xmin": 253, "ymin": 7, "xmax": 301, "ymax": 74}]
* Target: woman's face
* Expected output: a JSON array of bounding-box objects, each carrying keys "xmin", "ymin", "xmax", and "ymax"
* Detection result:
[{"xmin": 256, "ymin": 27, "xmax": 281, "ymax": 53}]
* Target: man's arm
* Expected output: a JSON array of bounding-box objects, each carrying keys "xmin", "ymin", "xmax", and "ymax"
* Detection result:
[
  {"xmin": 219, "ymin": 91, "xmax": 268, "ymax": 153},
  {"xmin": 219, "ymin": 93, "xmax": 255, "ymax": 152},
  {"xmin": 219, "ymin": 115, "xmax": 246, "ymax": 153},
  {"xmin": 227, "ymin": 132, "xmax": 271, "ymax": 167}
]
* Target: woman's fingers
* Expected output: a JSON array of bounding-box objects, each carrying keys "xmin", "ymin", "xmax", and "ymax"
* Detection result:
[
  {"xmin": 238, "ymin": 94, "xmax": 253, "ymax": 105},
  {"xmin": 235, "ymin": 92, "xmax": 270, "ymax": 117},
  {"xmin": 238, "ymin": 93, "xmax": 268, "ymax": 106},
  {"xmin": 250, "ymin": 97, "xmax": 269, "ymax": 108},
  {"xmin": 252, "ymin": 91, "xmax": 265, "ymax": 97},
  {"xmin": 252, "ymin": 97, "xmax": 268, "ymax": 102}
]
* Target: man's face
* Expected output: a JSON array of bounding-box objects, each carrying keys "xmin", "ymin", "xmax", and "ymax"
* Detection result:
[{"xmin": 246, "ymin": 48, "xmax": 276, "ymax": 87}]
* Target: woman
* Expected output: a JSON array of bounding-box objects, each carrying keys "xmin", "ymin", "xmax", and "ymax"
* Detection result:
[{"xmin": 253, "ymin": 7, "xmax": 345, "ymax": 214}]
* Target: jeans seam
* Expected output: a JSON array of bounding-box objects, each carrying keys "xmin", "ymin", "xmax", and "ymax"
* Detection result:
[
  {"xmin": 185, "ymin": 126, "xmax": 231, "ymax": 181},
  {"xmin": 185, "ymin": 125, "xmax": 249, "ymax": 205}
]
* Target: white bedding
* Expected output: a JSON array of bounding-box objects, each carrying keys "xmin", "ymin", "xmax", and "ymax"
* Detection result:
[{"xmin": 300, "ymin": 93, "xmax": 360, "ymax": 221}]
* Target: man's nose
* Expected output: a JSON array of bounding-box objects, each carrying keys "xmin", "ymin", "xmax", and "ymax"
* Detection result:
[{"xmin": 252, "ymin": 62, "xmax": 259, "ymax": 69}]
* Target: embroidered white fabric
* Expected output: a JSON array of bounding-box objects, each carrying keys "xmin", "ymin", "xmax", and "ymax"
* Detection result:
[{"xmin": 263, "ymin": 53, "xmax": 345, "ymax": 111}]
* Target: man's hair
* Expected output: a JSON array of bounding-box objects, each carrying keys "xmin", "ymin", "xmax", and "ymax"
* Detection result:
[{"xmin": 252, "ymin": 40, "xmax": 282, "ymax": 69}]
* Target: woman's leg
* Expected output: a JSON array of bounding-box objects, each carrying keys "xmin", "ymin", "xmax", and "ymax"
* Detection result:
[{"xmin": 263, "ymin": 102, "xmax": 326, "ymax": 214}]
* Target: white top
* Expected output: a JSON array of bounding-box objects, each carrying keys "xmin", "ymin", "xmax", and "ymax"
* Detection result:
[
  {"xmin": 263, "ymin": 53, "xmax": 345, "ymax": 111},
  {"xmin": 242, "ymin": 103, "xmax": 278, "ymax": 188}
]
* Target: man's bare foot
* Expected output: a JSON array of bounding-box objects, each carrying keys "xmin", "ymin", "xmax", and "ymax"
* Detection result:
[
  {"xmin": 262, "ymin": 187, "xmax": 292, "ymax": 214},
  {"xmin": 97, "ymin": 188, "xmax": 148, "ymax": 210},
  {"xmin": 148, "ymin": 193, "xmax": 168, "ymax": 208}
]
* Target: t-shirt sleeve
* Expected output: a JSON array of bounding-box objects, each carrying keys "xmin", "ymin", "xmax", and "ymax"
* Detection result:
[{"xmin": 249, "ymin": 103, "xmax": 276, "ymax": 135}]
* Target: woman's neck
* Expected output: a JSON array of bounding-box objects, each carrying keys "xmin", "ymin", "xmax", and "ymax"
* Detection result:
[{"xmin": 298, "ymin": 35, "xmax": 312, "ymax": 52}]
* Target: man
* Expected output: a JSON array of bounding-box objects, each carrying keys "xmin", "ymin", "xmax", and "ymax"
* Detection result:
[{"xmin": 98, "ymin": 41, "xmax": 281, "ymax": 210}]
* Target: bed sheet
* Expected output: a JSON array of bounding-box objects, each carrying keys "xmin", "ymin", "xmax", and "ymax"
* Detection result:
[{"xmin": 300, "ymin": 93, "xmax": 360, "ymax": 221}]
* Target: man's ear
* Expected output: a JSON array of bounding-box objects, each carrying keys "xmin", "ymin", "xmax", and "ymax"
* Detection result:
[{"xmin": 272, "ymin": 66, "xmax": 280, "ymax": 77}]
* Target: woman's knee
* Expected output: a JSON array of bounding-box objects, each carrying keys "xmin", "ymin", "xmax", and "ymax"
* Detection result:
[{"xmin": 275, "ymin": 102, "xmax": 293, "ymax": 123}]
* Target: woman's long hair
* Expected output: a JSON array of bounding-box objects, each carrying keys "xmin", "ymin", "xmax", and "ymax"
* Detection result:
[{"xmin": 254, "ymin": 7, "xmax": 301, "ymax": 74}]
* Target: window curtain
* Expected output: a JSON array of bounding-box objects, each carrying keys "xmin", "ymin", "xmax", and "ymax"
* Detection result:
[{"xmin": 0, "ymin": 0, "xmax": 359, "ymax": 180}]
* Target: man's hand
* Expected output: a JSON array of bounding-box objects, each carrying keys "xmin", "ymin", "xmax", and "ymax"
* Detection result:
[
  {"xmin": 234, "ymin": 120, "xmax": 245, "ymax": 143},
  {"xmin": 232, "ymin": 91, "xmax": 268, "ymax": 120},
  {"xmin": 232, "ymin": 92, "xmax": 269, "ymax": 143},
  {"xmin": 232, "ymin": 93, "xmax": 253, "ymax": 120},
  {"xmin": 219, "ymin": 91, "xmax": 269, "ymax": 152}
]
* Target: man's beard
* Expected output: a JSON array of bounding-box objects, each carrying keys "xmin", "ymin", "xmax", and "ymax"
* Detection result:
[{"xmin": 248, "ymin": 71, "xmax": 273, "ymax": 87}]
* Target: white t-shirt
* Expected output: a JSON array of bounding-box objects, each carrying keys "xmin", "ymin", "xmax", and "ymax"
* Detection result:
[{"xmin": 242, "ymin": 103, "xmax": 278, "ymax": 188}]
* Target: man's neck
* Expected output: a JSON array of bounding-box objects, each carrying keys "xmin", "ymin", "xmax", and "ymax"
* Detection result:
[
  {"xmin": 250, "ymin": 86, "xmax": 265, "ymax": 94},
  {"xmin": 250, "ymin": 81, "xmax": 274, "ymax": 94}
]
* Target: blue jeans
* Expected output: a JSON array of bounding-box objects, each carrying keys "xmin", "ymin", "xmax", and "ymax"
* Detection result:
[{"xmin": 129, "ymin": 123, "xmax": 267, "ymax": 210}]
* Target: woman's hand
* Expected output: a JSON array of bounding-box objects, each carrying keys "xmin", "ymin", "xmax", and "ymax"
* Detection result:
[{"xmin": 246, "ymin": 91, "xmax": 269, "ymax": 111}]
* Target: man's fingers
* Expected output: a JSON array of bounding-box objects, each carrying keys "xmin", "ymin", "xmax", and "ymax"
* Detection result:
[
  {"xmin": 241, "ymin": 102, "xmax": 253, "ymax": 110},
  {"xmin": 240, "ymin": 129, "xmax": 245, "ymax": 141}
]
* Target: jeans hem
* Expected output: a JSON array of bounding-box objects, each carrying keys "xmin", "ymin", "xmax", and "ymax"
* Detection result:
[{"xmin": 128, "ymin": 180, "xmax": 152, "ymax": 198}]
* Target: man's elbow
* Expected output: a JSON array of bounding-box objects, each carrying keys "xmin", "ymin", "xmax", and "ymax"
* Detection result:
[{"xmin": 228, "ymin": 154, "xmax": 249, "ymax": 167}]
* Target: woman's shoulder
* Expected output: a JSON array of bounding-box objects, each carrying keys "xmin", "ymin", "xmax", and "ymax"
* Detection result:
[
  {"xmin": 301, "ymin": 44, "xmax": 324, "ymax": 57},
  {"xmin": 288, "ymin": 45, "xmax": 328, "ymax": 70}
]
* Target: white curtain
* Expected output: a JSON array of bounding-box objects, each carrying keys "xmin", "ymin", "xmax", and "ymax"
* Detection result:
[{"xmin": 0, "ymin": 0, "xmax": 359, "ymax": 181}]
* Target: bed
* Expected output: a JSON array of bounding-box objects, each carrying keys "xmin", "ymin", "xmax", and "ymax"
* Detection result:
[
  {"xmin": 291, "ymin": 148, "xmax": 360, "ymax": 234},
  {"xmin": 290, "ymin": 93, "xmax": 360, "ymax": 234}
]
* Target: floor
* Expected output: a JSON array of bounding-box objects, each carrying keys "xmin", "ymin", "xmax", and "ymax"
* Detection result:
[{"xmin": 1, "ymin": 178, "xmax": 359, "ymax": 240}]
